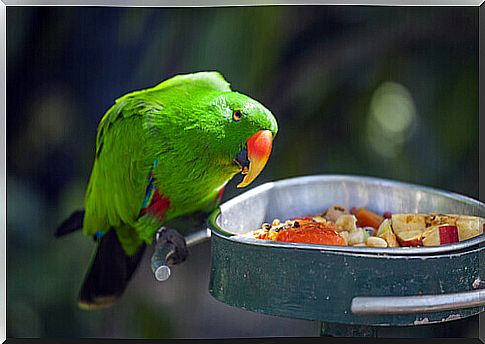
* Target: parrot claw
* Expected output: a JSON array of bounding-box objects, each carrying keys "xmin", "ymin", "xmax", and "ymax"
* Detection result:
[
  {"xmin": 156, "ymin": 227, "xmax": 188, "ymax": 265},
  {"xmin": 151, "ymin": 227, "xmax": 189, "ymax": 281}
]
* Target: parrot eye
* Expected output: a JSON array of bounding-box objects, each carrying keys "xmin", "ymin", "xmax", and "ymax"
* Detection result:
[{"xmin": 233, "ymin": 110, "xmax": 242, "ymax": 122}]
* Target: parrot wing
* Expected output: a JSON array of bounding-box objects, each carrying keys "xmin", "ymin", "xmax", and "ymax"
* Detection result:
[{"xmin": 83, "ymin": 71, "xmax": 232, "ymax": 243}]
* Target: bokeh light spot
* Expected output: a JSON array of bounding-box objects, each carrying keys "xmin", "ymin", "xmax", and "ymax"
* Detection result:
[{"xmin": 366, "ymin": 82, "xmax": 417, "ymax": 158}]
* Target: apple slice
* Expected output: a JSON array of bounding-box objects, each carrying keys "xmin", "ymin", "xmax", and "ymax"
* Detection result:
[
  {"xmin": 392, "ymin": 213, "xmax": 427, "ymax": 232},
  {"xmin": 422, "ymin": 225, "xmax": 458, "ymax": 246},
  {"xmin": 395, "ymin": 229, "xmax": 423, "ymax": 247},
  {"xmin": 375, "ymin": 219, "xmax": 399, "ymax": 247},
  {"xmin": 391, "ymin": 213, "xmax": 427, "ymax": 247},
  {"xmin": 439, "ymin": 225, "xmax": 459, "ymax": 244},
  {"xmin": 456, "ymin": 216, "xmax": 484, "ymax": 241}
]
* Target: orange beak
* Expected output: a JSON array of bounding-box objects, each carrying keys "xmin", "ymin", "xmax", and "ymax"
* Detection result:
[{"xmin": 237, "ymin": 130, "xmax": 273, "ymax": 188}]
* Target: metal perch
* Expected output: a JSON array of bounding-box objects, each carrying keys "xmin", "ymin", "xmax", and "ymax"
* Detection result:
[{"xmin": 151, "ymin": 228, "xmax": 211, "ymax": 281}]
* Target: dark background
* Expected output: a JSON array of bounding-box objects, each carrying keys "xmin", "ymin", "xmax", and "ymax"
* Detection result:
[{"xmin": 6, "ymin": 6, "xmax": 479, "ymax": 338}]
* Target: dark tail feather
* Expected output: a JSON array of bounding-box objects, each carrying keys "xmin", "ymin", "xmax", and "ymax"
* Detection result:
[
  {"xmin": 78, "ymin": 229, "xmax": 146, "ymax": 310},
  {"xmin": 55, "ymin": 210, "xmax": 85, "ymax": 238}
]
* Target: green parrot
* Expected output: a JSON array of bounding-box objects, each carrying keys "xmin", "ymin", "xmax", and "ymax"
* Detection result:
[{"xmin": 55, "ymin": 71, "xmax": 278, "ymax": 310}]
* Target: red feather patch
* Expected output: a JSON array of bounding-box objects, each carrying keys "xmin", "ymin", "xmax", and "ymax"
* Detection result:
[{"xmin": 140, "ymin": 190, "xmax": 170, "ymax": 221}]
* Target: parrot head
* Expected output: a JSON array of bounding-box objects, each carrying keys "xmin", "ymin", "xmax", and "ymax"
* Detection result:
[{"xmin": 194, "ymin": 91, "xmax": 278, "ymax": 188}]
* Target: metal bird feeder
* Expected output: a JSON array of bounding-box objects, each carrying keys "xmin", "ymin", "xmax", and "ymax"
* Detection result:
[{"xmin": 204, "ymin": 175, "xmax": 485, "ymax": 337}]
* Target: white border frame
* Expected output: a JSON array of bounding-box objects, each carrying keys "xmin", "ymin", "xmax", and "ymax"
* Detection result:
[{"xmin": 0, "ymin": 1, "xmax": 482, "ymax": 342}]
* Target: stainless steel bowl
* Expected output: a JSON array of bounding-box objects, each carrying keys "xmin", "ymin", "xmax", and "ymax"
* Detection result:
[
  {"xmin": 208, "ymin": 175, "xmax": 485, "ymax": 326},
  {"xmin": 214, "ymin": 175, "xmax": 484, "ymax": 255}
]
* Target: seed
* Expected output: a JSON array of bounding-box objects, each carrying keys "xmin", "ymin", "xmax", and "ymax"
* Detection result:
[
  {"xmin": 293, "ymin": 221, "xmax": 300, "ymax": 228},
  {"xmin": 262, "ymin": 223, "xmax": 271, "ymax": 231},
  {"xmin": 366, "ymin": 236, "xmax": 388, "ymax": 248},
  {"xmin": 313, "ymin": 216, "xmax": 326, "ymax": 223}
]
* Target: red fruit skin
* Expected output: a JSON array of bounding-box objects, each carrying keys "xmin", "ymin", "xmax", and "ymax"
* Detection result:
[
  {"xmin": 439, "ymin": 225, "xmax": 459, "ymax": 244},
  {"xmin": 398, "ymin": 237, "xmax": 423, "ymax": 247}
]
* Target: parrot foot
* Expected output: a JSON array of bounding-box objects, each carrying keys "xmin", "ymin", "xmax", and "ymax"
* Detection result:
[
  {"xmin": 154, "ymin": 227, "xmax": 188, "ymax": 266},
  {"xmin": 151, "ymin": 227, "xmax": 189, "ymax": 281}
]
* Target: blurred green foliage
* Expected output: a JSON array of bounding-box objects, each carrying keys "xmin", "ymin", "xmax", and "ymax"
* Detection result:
[{"xmin": 7, "ymin": 6, "xmax": 478, "ymax": 338}]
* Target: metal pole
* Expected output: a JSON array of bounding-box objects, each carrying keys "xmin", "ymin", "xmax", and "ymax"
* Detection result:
[{"xmin": 151, "ymin": 228, "xmax": 211, "ymax": 281}]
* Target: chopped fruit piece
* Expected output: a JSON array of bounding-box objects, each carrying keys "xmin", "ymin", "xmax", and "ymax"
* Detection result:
[
  {"xmin": 422, "ymin": 226, "xmax": 439, "ymax": 246},
  {"xmin": 324, "ymin": 205, "xmax": 349, "ymax": 222},
  {"xmin": 392, "ymin": 213, "xmax": 427, "ymax": 232},
  {"xmin": 348, "ymin": 228, "xmax": 365, "ymax": 245},
  {"xmin": 335, "ymin": 215, "xmax": 357, "ymax": 232},
  {"xmin": 353, "ymin": 208, "xmax": 385, "ymax": 229},
  {"xmin": 422, "ymin": 225, "xmax": 459, "ymax": 246},
  {"xmin": 391, "ymin": 214, "xmax": 426, "ymax": 246},
  {"xmin": 456, "ymin": 216, "xmax": 484, "ymax": 241},
  {"xmin": 395, "ymin": 229, "xmax": 423, "ymax": 247},
  {"xmin": 275, "ymin": 223, "xmax": 345, "ymax": 246},
  {"xmin": 376, "ymin": 219, "xmax": 400, "ymax": 247}
]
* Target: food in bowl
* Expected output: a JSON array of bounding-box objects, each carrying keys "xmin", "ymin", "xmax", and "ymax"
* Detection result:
[{"xmin": 246, "ymin": 205, "xmax": 484, "ymax": 248}]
